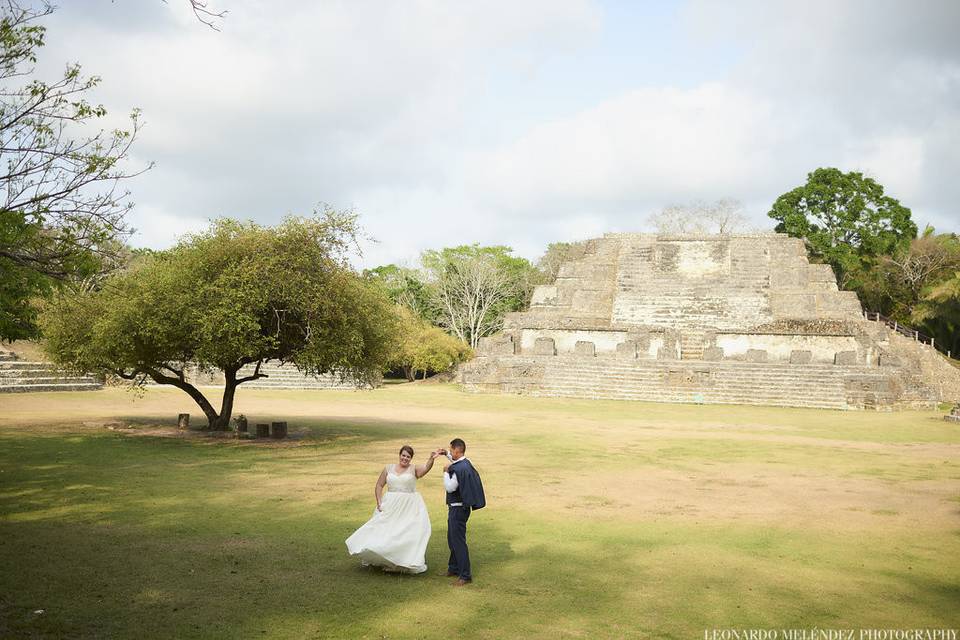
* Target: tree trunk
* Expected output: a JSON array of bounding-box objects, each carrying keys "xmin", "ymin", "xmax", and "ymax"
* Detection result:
[
  {"xmin": 402, "ymin": 365, "xmax": 415, "ymax": 382},
  {"xmin": 142, "ymin": 363, "xmax": 264, "ymax": 431},
  {"xmin": 210, "ymin": 368, "xmax": 239, "ymax": 430},
  {"xmin": 144, "ymin": 367, "xmax": 221, "ymax": 427}
]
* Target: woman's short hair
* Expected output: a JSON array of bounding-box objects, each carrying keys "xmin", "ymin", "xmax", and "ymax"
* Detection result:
[{"xmin": 399, "ymin": 445, "xmax": 414, "ymax": 458}]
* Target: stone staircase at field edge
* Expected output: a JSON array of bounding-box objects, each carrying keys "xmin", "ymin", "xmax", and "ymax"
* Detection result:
[
  {"xmin": 0, "ymin": 350, "xmax": 103, "ymax": 393},
  {"xmin": 462, "ymin": 356, "xmax": 921, "ymax": 410}
]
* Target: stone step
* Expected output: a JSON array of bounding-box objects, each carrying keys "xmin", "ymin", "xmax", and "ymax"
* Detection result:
[
  {"xmin": 537, "ymin": 374, "xmax": 850, "ymax": 392},
  {"xmin": 543, "ymin": 367, "xmax": 854, "ymax": 380},
  {"xmin": 543, "ymin": 361, "xmax": 861, "ymax": 374},
  {"xmin": 0, "ymin": 375, "xmax": 100, "ymax": 384},
  {"xmin": 0, "ymin": 382, "xmax": 103, "ymax": 393},
  {"xmin": 540, "ymin": 374, "xmax": 849, "ymax": 392},
  {"xmin": 0, "ymin": 367, "xmax": 87, "ymax": 376},
  {"xmin": 0, "ymin": 361, "xmax": 66, "ymax": 370},
  {"xmin": 540, "ymin": 377, "xmax": 850, "ymax": 392},
  {"xmin": 531, "ymin": 388, "xmax": 848, "ymax": 409},
  {"xmin": 469, "ymin": 354, "xmax": 866, "ymax": 409},
  {"xmin": 0, "ymin": 359, "xmax": 104, "ymax": 393}
]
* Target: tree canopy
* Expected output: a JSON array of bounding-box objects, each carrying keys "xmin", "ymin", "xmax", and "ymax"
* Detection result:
[
  {"xmin": 40, "ymin": 211, "xmax": 396, "ymax": 429},
  {"xmin": 389, "ymin": 306, "xmax": 471, "ymax": 381},
  {"xmin": 854, "ymin": 227, "xmax": 960, "ymax": 355},
  {"xmin": 363, "ymin": 263, "xmax": 438, "ymax": 325},
  {"xmin": 768, "ymin": 168, "xmax": 917, "ymax": 284},
  {"xmin": 0, "ymin": 1, "xmax": 146, "ymax": 341}
]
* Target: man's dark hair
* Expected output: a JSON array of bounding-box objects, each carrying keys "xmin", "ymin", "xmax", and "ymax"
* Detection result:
[{"xmin": 449, "ymin": 438, "xmax": 466, "ymax": 452}]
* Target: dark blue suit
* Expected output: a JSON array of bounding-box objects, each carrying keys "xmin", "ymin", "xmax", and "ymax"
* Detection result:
[{"xmin": 445, "ymin": 458, "xmax": 485, "ymax": 581}]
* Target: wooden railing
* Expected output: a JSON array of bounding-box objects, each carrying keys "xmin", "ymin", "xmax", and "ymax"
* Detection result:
[{"xmin": 863, "ymin": 311, "xmax": 955, "ymax": 359}]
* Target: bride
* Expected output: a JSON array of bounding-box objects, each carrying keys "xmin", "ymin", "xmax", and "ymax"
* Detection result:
[{"xmin": 345, "ymin": 445, "xmax": 440, "ymax": 573}]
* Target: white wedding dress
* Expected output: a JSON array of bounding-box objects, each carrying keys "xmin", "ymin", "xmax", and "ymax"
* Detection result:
[{"xmin": 345, "ymin": 464, "xmax": 431, "ymax": 573}]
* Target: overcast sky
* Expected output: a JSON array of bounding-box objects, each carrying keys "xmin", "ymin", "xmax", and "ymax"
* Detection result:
[{"xmin": 35, "ymin": 0, "xmax": 960, "ymax": 267}]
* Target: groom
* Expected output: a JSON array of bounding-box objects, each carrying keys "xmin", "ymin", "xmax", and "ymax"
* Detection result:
[{"xmin": 442, "ymin": 438, "xmax": 485, "ymax": 586}]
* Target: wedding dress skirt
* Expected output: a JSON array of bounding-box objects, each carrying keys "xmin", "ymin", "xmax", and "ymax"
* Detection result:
[{"xmin": 345, "ymin": 466, "xmax": 431, "ymax": 573}]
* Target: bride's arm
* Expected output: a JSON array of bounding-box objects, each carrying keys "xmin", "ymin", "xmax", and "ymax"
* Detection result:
[
  {"xmin": 415, "ymin": 450, "xmax": 439, "ymax": 479},
  {"xmin": 375, "ymin": 466, "xmax": 387, "ymax": 511}
]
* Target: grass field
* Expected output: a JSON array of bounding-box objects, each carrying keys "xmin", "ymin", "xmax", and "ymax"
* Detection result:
[{"xmin": 1, "ymin": 384, "xmax": 959, "ymax": 639}]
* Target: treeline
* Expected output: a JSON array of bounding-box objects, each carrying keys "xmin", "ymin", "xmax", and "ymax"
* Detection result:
[
  {"xmin": 35, "ymin": 212, "xmax": 573, "ymax": 429},
  {"xmin": 361, "ymin": 242, "xmax": 578, "ymax": 379}
]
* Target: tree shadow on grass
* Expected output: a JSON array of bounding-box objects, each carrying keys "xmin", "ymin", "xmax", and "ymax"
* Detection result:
[{"xmin": 105, "ymin": 414, "xmax": 452, "ymax": 446}]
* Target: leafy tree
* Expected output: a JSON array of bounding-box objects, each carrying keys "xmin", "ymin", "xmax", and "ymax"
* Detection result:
[
  {"xmin": 857, "ymin": 227, "xmax": 960, "ymax": 317},
  {"xmin": 0, "ymin": 1, "xmax": 147, "ymax": 341},
  {"xmin": 912, "ymin": 268, "xmax": 960, "ymax": 356},
  {"xmin": 648, "ymin": 198, "xmax": 749, "ymax": 235},
  {"xmin": 40, "ymin": 211, "xmax": 397, "ymax": 430},
  {"xmin": 390, "ymin": 306, "xmax": 471, "ymax": 381},
  {"xmin": 362, "ymin": 263, "xmax": 437, "ymax": 324},
  {"xmin": 768, "ymin": 168, "xmax": 917, "ymax": 285},
  {"xmin": 421, "ymin": 245, "xmax": 538, "ymax": 348}
]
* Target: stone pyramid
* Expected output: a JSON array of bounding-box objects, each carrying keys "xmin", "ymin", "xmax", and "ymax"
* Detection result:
[{"xmin": 460, "ymin": 233, "xmax": 960, "ymax": 409}]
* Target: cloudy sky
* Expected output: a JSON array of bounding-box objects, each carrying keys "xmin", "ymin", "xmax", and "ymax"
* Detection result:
[{"xmin": 35, "ymin": 0, "xmax": 960, "ymax": 267}]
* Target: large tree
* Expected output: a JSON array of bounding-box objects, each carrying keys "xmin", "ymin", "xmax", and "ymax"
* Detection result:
[
  {"xmin": 768, "ymin": 168, "xmax": 917, "ymax": 285},
  {"xmin": 857, "ymin": 227, "xmax": 960, "ymax": 317},
  {"xmin": 0, "ymin": 1, "xmax": 147, "ymax": 341},
  {"xmin": 912, "ymin": 267, "xmax": 960, "ymax": 357},
  {"xmin": 40, "ymin": 211, "xmax": 397, "ymax": 430},
  {"xmin": 421, "ymin": 245, "xmax": 537, "ymax": 349}
]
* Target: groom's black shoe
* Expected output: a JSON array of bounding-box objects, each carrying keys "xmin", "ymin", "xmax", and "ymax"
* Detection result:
[{"xmin": 442, "ymin": 571, "xmax": 457, "ymax": 577}]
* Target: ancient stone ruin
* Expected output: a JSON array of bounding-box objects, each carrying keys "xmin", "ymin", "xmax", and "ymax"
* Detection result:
[{"xmin": 461, "ymin": 233, "xmax": 960, "ymax": 410}]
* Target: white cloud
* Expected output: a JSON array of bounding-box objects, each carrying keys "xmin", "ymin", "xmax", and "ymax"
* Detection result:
[
  {"xmin": 129, "ymin": 206, "xmax": 209, "ymax": 249},
  {"xmin": 26, "ymin": 0, "xmax": 960, "ymax": 267},
  {"xmin": 455, "ymin": 0, "xmax": 960, "ymax": 241},
  {"xmin": 465, "ymin": 83, "xmax": 782, "ymax": 218}
]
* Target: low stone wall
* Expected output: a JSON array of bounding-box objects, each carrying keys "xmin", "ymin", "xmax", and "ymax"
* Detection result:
[
  {"xmin": 516, "ymin": 328, "xmax": 669, "ymax": 358},
  {"xmin": 713, "ymin": 333, "xmax": 862, "ymax": 364}
]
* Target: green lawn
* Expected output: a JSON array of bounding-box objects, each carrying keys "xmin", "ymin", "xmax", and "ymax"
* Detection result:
[{"xmin": 1, "ymin": 385, "xmax": 958, "ymax": 639}]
